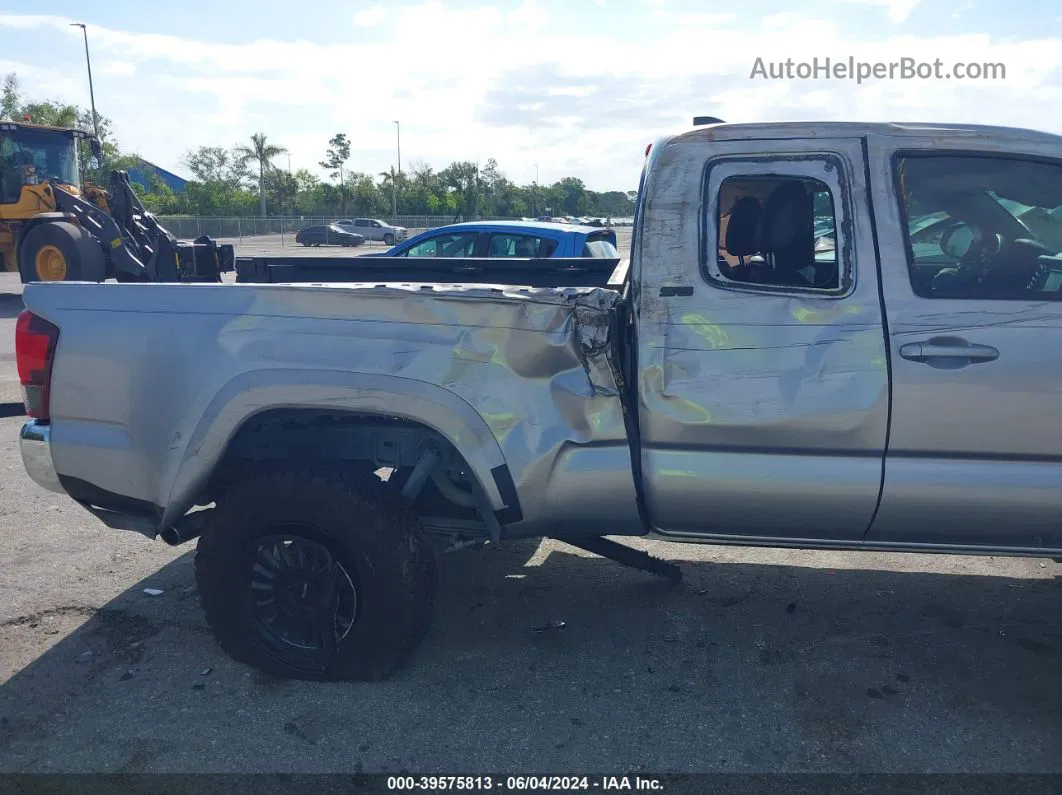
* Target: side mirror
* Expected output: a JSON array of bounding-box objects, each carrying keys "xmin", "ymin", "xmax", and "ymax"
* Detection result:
[
  {"xmin": 940, "ymin": 223, "xmax": 976, "ymax": 260},
  {"xmin": 90, "ymin": 139, "xmax": 102, "ymax": 161}
]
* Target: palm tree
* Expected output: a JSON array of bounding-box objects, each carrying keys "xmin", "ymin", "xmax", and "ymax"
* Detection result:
[
  {"xmin": 234, "ymin": 132, "xmax": 288, "ymax": 217},
  {"xmin": 380, "ymin": 165, "xmax": 400, "ymax": 219}
]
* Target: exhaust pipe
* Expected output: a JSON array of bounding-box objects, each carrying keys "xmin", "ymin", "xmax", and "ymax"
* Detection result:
[{"xmin": 160, "ymin": 510, "xmax": 211, "ymax": 546}]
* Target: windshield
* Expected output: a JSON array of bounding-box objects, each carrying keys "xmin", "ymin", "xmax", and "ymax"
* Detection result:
[
  {"xmin": 0, "ymin": 128, "xmax": 80, "ymax": 202},
  {"xmin": 987, "ymin": 190, "xmax": 1062, "ymax": 251}
]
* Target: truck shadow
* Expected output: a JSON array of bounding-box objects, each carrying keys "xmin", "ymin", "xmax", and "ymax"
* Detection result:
[{"xmin": 1, "ymin": 538, "xmax": 1060, "ymax": 773}]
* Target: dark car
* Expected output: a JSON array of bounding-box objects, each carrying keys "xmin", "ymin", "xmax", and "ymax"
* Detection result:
[{"xmin": 295, "ymin": 224, "xmax": 364, "ymax": 247}]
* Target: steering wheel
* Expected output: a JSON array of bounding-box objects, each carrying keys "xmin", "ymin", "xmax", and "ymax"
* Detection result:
[
  {"xmin": 1009, "ymin": 238, "xmax": 1056, "ymax": 258},
  {"xmin": 932, "ymin": 224, "xmax": 995, "ymax": 295},
  {"xmin": 961, "ymin": 228, "xmax": 1002, "ymax": 268}
]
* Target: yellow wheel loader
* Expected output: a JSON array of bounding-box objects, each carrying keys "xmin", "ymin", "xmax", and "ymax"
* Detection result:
[{"xmin": 0, "ymin": 120, "xmax": 233, "ymax": 283}]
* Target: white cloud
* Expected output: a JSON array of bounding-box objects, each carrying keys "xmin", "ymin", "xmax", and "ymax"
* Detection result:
[
  {"xmin": 509, "ymin": 1, "xmax": 547, "ymax": 28},
  {"xmin": 352, "ymin": 6, "xmax": 386, "ymax": 28},
  {"xmin": 840, "ymin": 0, "xmax": 922, "ymax": 23},
  {"xmin": 677, "ymin": 13, "xmax": 737, "ymax": 25},
  {"xmin": 101, "ymin": 60, "xmax": 136, "ymax": 76},
  {"xmin": 0, "ymin": 58, "xmax": 80, "ymax": 98},
  {"xmin": 0, "ymin": 6, "xmax": 1059, "ymax": 191},
  {"xmin": 0, "ymin": 13, "xmax": 74, "ymax": 29}
]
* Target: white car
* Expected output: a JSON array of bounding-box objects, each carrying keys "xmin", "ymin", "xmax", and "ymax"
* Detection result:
[{"xmin": 334, "ymin": 218, "xmax": 408, "ymax": 245}]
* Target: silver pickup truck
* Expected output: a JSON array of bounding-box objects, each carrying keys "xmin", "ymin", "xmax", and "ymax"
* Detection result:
[{"xmin": 17, "ymin": 121, "xmax": 1062, "ymax": 681}]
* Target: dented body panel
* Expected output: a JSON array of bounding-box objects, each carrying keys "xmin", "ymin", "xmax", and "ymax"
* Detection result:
[
  {"xmin": 633, "ymin": 136, "xmax": 889, "ymax": 541},
  {"xmin": 23, "ymin": 280, "xmax": 641, "ymax": 538}
]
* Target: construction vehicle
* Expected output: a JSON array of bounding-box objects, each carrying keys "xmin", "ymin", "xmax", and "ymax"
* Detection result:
[{"xmin": 0, "ymin": 119, "xmax": 233, "ymax": 283}]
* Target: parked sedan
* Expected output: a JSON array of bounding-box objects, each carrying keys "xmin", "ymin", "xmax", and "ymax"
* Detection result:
[
  {"xmin": 295, "ymin": 224, "xmax": 365, "ymax": 247},
  {"xmin": 368, "ymin": 221, "xmax": 619, "ymax": 259}
]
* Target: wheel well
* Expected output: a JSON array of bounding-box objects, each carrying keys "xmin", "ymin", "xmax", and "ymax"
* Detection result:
[{"xmin": 207, "ymin": 408, "xmax": 490, "ymax": 538}]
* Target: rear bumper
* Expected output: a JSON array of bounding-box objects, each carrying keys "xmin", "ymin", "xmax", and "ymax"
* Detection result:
[
  {"xmin": 20, "ymin": 419, "xmax": 160, "ymax": 538},
  {"xmin": 19, "ymin": 420, "xmax": 64, "ymax": 494}
]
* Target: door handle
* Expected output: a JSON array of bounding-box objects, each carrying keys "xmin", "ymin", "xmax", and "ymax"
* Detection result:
[{"xmin": 899, "ymin": 341, "xmax": 999, "ymax": 363}]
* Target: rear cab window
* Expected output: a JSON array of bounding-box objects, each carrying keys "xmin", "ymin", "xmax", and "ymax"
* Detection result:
[{"xmin": 702, "ymin": 156, "xmax": 850, "ymax": 296}]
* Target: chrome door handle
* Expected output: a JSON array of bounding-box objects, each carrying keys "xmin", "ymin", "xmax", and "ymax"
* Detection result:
[{"xmin": 899, "ymin": 341, "xmax": 999, "ymax": 363}]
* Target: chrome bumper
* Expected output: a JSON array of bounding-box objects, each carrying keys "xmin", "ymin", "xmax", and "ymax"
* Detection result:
[{"xmin": 19, "ymin": 420, "xmax": 64, "ymax": 494}]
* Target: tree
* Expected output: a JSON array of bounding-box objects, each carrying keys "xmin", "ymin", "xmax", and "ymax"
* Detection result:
[
  {"xmin": 292, "ymin": 168, "xmax": 323, "ymax": 215},
  {"xmin": 264, "ymin": 168, "xmax": 298, "ymax": 216},
  {"xmin": 1, "ymin": 73, "xmax": 20, "ymax": 120},
  {"xmin": 319, "ymin": 133, "xmax": 351, "ymax": 212},
  {"xmin": 76, "ymin": 108, "xmax": 124, "ymax": 181},
  {"xmin": 409, "ymin": 160, "xmax": 435, "ymax": 188},
  {"xmin": 18, "ymin": 99, "xmax": 79, "ymax": 127},
  {"xmin": 233, "ymin": 132, "xmax": 288, "ymax": 216},
  {"xmin": 379, "ymin": 165, "xmax": 401, "ymax": 218},
  {"xmin": 439, "ymin": 161, "xmax": 481, "ymax": 220},
  {"xmin": 139, "ymin": 177, "xmax": 179, "ymax": 214},
  {"xmin": 350, "ymin": 173, "xmax": 384, "ymax": 214},
  {"xmin": 182, "ymin": 146, "xmax": 249, "ymax": 190}
]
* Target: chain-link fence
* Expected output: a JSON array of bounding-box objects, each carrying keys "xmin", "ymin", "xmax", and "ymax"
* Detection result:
[{"xmin": 155, "ymin": 215, "xmax": 524, "ymax": 248}]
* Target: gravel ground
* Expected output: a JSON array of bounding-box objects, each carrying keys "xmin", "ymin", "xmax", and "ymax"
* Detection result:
[{"xmin": 0, "ymin": 231, "xmax": 1059, "ymax": 774}]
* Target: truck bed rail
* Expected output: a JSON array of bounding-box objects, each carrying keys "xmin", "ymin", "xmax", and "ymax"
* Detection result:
[{"xmin": 234, "ymin": 256, "xmax": 626, "ymax": 289}]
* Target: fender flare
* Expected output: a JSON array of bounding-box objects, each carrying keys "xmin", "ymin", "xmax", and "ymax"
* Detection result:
[{"xmin": 159, "ymin": 368, "xmax": 512, "ymax": 530}]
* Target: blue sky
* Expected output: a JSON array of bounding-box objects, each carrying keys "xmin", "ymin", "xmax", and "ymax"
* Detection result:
[{"xmin": 1, "ymin": 0, "xmax": 1059, "ymax": 191}]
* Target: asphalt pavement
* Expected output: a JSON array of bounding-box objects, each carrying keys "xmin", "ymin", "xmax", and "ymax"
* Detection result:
[
  {"xmin": 0, "ymin": 232, "xmax": 1059, "ymax": 773},
  {"xmin": 0, "ymin": 441, "xmax": 1059, "ymax": 773}
]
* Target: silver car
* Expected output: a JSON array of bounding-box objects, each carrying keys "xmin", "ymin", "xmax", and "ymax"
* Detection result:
[{"xmin": 335, "ymin": 218, "xmax": 407, "ymax": 245}]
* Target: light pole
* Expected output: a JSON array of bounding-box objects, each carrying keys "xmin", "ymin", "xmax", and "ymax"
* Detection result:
[
  {"xmin": 391, "ymin": 166, "xmax": 397, "ymax": 221},
  {"xmin": 392, "ymin": 121, "xmax": 401, "ymax": 221},
  {"xmin": 534, "ymin": 161, "xmax": 539, "ymax": 217},
  {"xmin": 70, "ymin": 23, "xmax": 101, "ymax": 167}
]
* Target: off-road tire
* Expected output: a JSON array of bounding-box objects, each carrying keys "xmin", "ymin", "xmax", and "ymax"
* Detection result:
[
  {"xmin": 18, "ymin": 221, "xmax": 107, "ymax": 283},
  {"xmin": 195, "ymin": 467, "xmax": 436, "ymax": 681}
]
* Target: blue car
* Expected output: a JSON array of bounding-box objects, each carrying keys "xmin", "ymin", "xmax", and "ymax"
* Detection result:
[{"xmin": 368, "ymin": 221, "xmax": 619, "ymax": 259}]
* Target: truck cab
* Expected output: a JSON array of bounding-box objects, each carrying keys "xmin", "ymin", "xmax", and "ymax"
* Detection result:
[{"xmin": 631, "ymin": 121, "xmax": 1062, "ymax": 550}]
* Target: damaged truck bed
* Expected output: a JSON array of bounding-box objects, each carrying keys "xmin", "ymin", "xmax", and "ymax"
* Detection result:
[{"xmin": 17, "ymin": 120, "xmax": 1062, "ymax": 681}]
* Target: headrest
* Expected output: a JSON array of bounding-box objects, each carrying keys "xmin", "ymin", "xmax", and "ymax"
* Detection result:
[
  {"xmin": 724, "ymin": 196, "xmax": 762, "ymax": 257},
  {"xmin": 761, "ymin": 182, "xmax": 814, "ymax": 263}
]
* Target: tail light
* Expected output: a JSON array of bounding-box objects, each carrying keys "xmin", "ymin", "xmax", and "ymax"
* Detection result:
[{"xmin": 16, "ymin": 310, "xmax": 59, "ymax": 420}]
